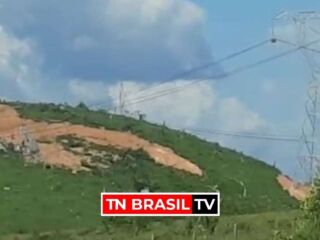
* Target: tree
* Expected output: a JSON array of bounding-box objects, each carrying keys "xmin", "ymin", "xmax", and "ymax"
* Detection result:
[
  {"xmin": 185, "ymin": 216, "xmax": 219, "ymax": 238},
  {"xmin": 76, "ymin": 102, "xmax": 89, "ymax": 111},
  {"xmin": 294, "ymin": 177, "xmax": 320, "ymax": 240}
]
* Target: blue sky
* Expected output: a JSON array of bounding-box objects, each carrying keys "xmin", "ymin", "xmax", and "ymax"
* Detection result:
[
  {"xmin": 196, "ymin": 0, "xmax": 320, "ymax": 180},
  {"xmin": 0, "ymin": 0, "xmax": 319, "ymax": 180},
  {"xmin": 198, "ymin": 1, "xmax": 320, "ymax": 47}
]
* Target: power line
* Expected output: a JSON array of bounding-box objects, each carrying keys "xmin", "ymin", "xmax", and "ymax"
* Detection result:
[
  {"xmin": 184, "ymin": 128, "xmax": 300, "ymax": 142},
  {"xmin": 0, "ymin": 108, "xmax": 300, "ymax": 143},
  {"xmin": 125, "ymin": 39, "xmax": 270, "ymax": 99},
  {"xmin": 121, "ymin": 39, "xmax": 320, "ymax": 108},
  {"xmin": 91, "ymin": 39, "xmax": 270, "ymax": 110},
  {"xmin": 0, "ymin": 121, "xmax": 300, "ymax": 143}
]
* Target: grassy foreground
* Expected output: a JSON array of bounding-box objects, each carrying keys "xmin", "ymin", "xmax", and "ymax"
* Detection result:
[
  {"xmin": 0, "ymin": 150, "xmax": 297, "ymax": 235},
  {"xmin": 1, "ymin": 210, "xmax": 300, "ymax": 240}
]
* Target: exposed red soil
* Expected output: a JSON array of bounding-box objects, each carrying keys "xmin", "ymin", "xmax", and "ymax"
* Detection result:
[
  {"xmin": 0, "ymin": 104, "xmax": 203, "ymax": 175},
  {"xmin": 277, "ymin": 175, "xmax": 311, "ymax": 201}
]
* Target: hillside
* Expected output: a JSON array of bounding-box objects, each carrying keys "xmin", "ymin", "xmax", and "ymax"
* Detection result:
[{"xmin": 0, "ymin": 101, "xmax": 298, "ymax": 236}]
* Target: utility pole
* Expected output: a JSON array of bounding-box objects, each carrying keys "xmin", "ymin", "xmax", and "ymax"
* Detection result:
[
  {"xmin": 118, "ymin": 82, "xmax": 125, "ymax": 115},
  {"xmin": 272, "ymin": 11, "xmax": 320, "ymax": 183}
]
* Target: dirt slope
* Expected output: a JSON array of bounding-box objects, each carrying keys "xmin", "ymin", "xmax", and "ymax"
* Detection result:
[
  {"xmin": 277, "ymin": 175, "xmax": 311, "ymax": 201},
  {"xmin": 0, "ymin": 104, "xmax": 203, "ymax": 175}
]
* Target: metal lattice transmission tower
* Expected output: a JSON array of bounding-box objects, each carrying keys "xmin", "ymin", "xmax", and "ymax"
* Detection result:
[{"xmin": 273, "ymin": 11, "xmax": 320, "ymax": 182}]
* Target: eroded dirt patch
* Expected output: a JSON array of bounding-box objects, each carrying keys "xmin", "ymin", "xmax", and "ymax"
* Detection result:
[
  {"xmin": 0, "ymin": 104, "xmax": 203, "ymax": 175},
  {"xmin": 277, "ymin": 175, "xmax": 311, "ymax": 201},
  {"xmin": 38, "ymin": 143, "xmax": 85, "ymax": 171}
]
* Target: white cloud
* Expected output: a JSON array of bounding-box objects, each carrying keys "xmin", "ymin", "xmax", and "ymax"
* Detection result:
[
  {"xmin": 217, "ymin": 97, "xmax": 267, "ymax": 132},
  {"xmin": 208, "ymin": 97, "xmax": 269, "ymax": 157},
  {"xmin": 68, "ymin": 78, "xmax": 267, "ymax": 134},
  {"xmin": 104, "ymin": 0, "xmax": 204, "ymax": 28},
  {"xmin": 69, "ymin": 79, "xmax": 108, "ymax": 102},
  {"xmin": 0, "ymin": 26, "xmax": 31, "ymax": 79},
  {"xmin": 101, "ymin": 0, "xmax": 209, "ymax": 71},
  {"xmin": 0, "ymin": 0, "xmax": 217, "ymax": 101},
  {"xmin": 0, "ymin": 0, "xmax": 215, "ymax": 83},
  {"xmin": 106, "ymin": 80, "xmax": 216, "ymax": 127},
  {"xmin": 0, "ymin": 25, "xmax": 44, "ymax": 100},
  {"xmin": 69, "ymin": 78, "xmax": 209, "ymax": 126}
]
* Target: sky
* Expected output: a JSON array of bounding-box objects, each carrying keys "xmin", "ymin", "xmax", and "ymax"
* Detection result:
[{"xmin": 0, "ymin": 0, "xmax": 320, "ymax": 181}]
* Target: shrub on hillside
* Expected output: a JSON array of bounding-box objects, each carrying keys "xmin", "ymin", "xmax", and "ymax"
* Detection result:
[{"xmin": 293, "ymin": 177, "xmax": 320, "ymax": 240}]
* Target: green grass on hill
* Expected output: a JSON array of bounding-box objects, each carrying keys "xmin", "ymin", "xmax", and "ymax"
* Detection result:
[
  {"xmin": 0, "ymin": 102, "xmax": 299, "ymax": 237},
  {"xmin": 0, "ymin": 149, "xmax": 297, "ymax": 235},
  {"xmin": 1, "ymin": 206, "xmax": 300, "ymax": 240}
]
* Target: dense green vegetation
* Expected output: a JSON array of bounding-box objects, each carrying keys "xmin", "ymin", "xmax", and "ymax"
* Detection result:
[
  {"xmin": 0, "ymin": 102, "xmax": 299, "ymax": 238},
  {"xmin": 291, "ymin": 177, "xmax": 320, "ymax": 240}
]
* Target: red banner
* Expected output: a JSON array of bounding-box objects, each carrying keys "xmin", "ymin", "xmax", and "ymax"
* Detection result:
[{"xmin": 101, "ymin": 193, "xmax": 220, "ymax": 216}]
